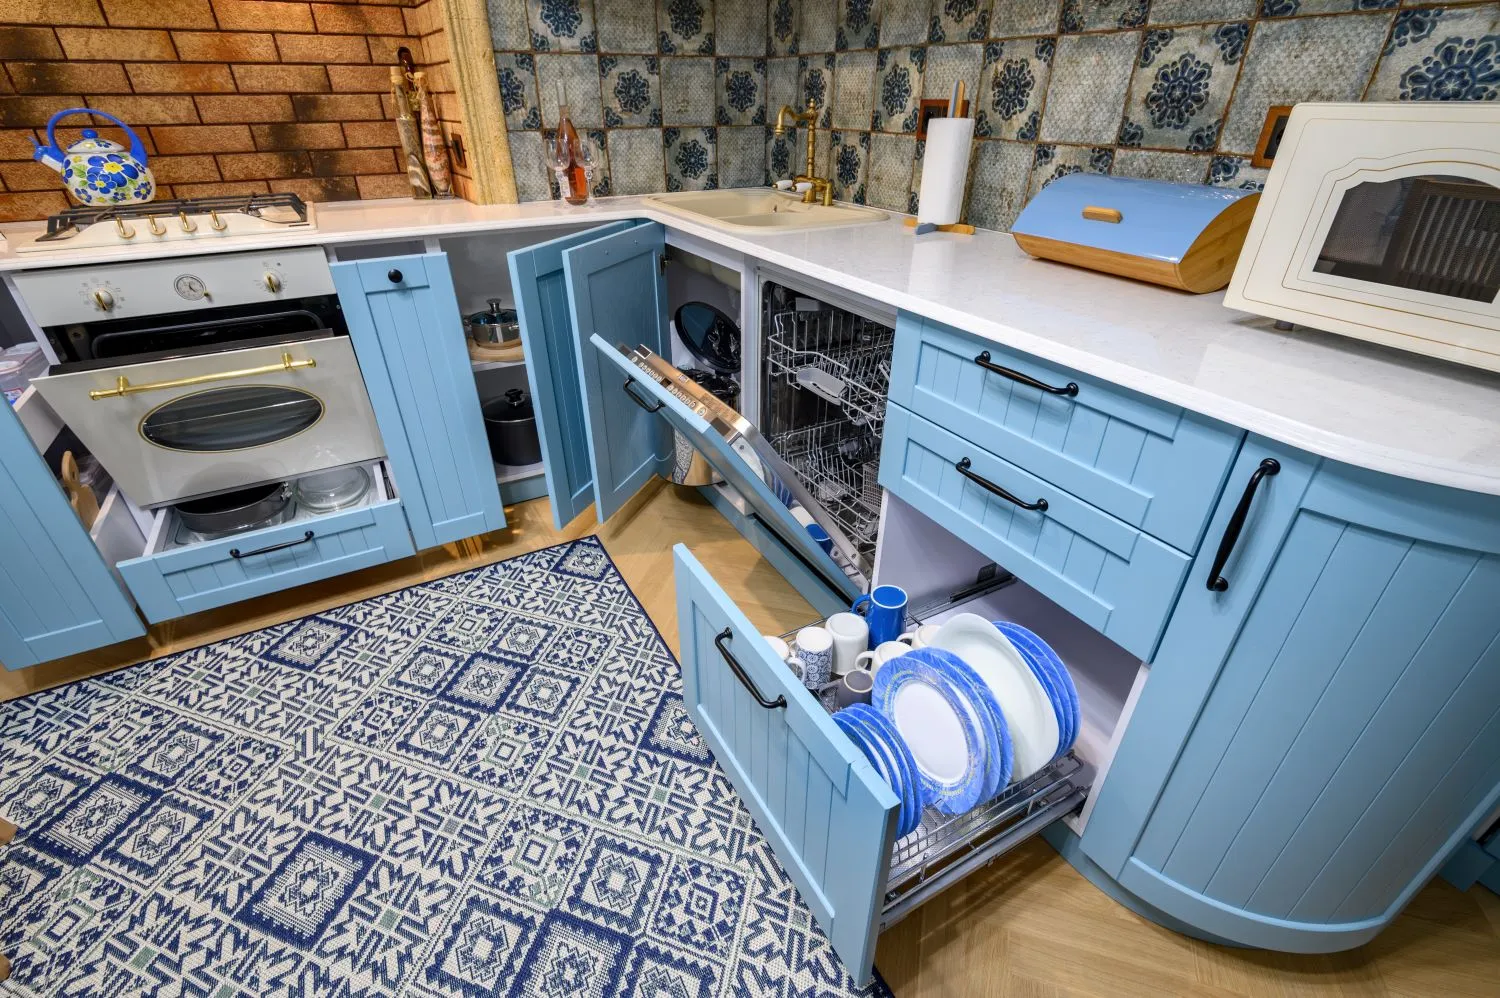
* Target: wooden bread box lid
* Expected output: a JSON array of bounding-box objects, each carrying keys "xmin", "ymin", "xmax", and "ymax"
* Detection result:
[{"xmin": 1010, "ymin": 174, "xmax": 1261, "ymax": 294}]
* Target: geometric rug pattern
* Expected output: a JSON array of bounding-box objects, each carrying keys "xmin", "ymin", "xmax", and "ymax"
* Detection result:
[{"xmin": 0, "ymin": 537, "xmax": 892, "ymax": 997}]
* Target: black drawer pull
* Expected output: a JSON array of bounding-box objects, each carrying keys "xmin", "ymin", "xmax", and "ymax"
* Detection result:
[
  {"xmin": 1206, "ymin": 458, "xmax": 1280, "ymax": 592},
  {"xmin": 955, "ymin": 457, "xmax": 1048, "ymax": 511},
  {"xmin": 230, "ymin": 530, "xmax": 315, "ymax": 560},
  {"xmin": 975, "ymin": 350, "xmax": 1079, "ymax": 397},
  {"xmin": 387, "ymin": 268, "xmax": 403, "ymax": 283},
  {"xmin": 715, "ymin": 628, "xmax": 786, "ymax": 710},
  {"xmin": 622, "ymin": 377, "xmax": 665, "ymax": 412}
]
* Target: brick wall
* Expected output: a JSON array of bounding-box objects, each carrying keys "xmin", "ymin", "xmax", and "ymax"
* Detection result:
[{"xmin": 0, "ymin": 0, "xmax": 438, "ymax": 221}]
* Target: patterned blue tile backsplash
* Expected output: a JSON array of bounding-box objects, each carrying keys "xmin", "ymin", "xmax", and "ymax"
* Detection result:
[{"xmin": 494, "ymin": 0, "xmax": 1500, "ymax": 230}]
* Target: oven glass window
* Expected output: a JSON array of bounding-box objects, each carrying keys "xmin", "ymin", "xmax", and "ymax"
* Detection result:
[
  {"xmin": 141, "ymin": 385, "xmax": 324, "ymax": 451},
  {"xmin": 1314, "ymin": 175, "xmax": 1500, "ymax": 304}
]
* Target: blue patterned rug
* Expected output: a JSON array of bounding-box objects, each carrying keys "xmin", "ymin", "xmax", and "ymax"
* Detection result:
[{"xmin": 0, "ymin": 537, "xmax": 893, "ymax": 997}]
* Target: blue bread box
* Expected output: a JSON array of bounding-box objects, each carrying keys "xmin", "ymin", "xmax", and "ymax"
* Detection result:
[{"xmin": 1010, "ymin": 174, "xmax": 1261, "ymax": 293}]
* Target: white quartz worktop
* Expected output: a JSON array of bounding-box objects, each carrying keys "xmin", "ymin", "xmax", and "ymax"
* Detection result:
[{"xmin": 4, "ymin": 195, "xmax": 1499, "ymax": 496}]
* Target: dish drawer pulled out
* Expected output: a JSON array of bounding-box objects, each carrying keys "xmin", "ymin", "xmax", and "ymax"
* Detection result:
[{"xmin": 673, "ymin": 543, "xmax": 1088, "ymax": 987}]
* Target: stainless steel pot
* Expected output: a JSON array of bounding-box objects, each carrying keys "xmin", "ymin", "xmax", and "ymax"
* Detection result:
[
  {"xmin": 175, "ymin": 481, "xmax": 293, "ymax": 536},
  {"xmin": 467, "ymin": 299, "xmax": 520, "ymax": 345}
]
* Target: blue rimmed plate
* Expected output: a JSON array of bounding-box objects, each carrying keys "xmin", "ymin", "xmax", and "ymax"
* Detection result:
[
  {"xmin": 839, "ymin": 704, "xmax": 922, "ymax": 837},
  {"xmin": 872, "ymin": 652, "xmax": 986, "ymax": 815},
  {"xmin": 905, "ymin": 647, "xmax": 1012, "ymax": 800},
  {"xmin": 994, "ymin": 621, "xmax": 1078, "ymax": 758},
  {"xmin": 832, "ymin": 710, "xmax": 914, "ymax": 837}
]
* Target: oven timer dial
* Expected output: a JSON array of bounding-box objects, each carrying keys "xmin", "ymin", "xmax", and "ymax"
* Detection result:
[{"xmin": 263, "ymin": 271, "xmax": 283, "ymax": 293}]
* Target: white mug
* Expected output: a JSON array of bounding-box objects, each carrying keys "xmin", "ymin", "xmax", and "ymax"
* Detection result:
[
  {"xmin": 763, "ymin": 634, "xmax": 806, "ymax": 682},
  {"xmin": 899, "ymin": 623, "xmax": 942, "ymax": 649},
  {"xmin": 795, "ymin": 626, "xmax": 834, "ymax": 688},
  {"xmin": 824, "ymin": 611, "xmax": 869, "ymax": 676},
  {"xmin": 854, "ymin": 640, "xmax": 910, "ymax": 675}
]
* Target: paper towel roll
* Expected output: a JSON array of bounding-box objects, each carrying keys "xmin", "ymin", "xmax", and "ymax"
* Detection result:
[{"xmin": 917, "ymin": 117, "xmax": 975, "ymax": 226}]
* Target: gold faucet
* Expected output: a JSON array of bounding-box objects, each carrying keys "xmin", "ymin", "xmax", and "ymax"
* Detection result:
[{"xmin": 773, "ymin": 99, "xmax": 832, "ymax": 206}]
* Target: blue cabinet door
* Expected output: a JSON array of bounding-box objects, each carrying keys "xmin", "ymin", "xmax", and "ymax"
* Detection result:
[
  {"xmin": 1083, "ymin": 438, "xmax": 1500, "ymax": 951},
  {"xmin": 333, "ymin": 253, "xmax": 505, "ymax": 549},
  {"xmin": 674, "ymin": 544, "xmax": 897, "ymax": 986},
  {"xmin": 0, "ymin": 404, "xmax": 143, "ymax": 668},
  {"xmin": 563, "ymin": 223, "xmax": 672, "ymax": 522},
  {"xmin": 508, "ymin": 221, "xmax": 637, "ymax": 529}
]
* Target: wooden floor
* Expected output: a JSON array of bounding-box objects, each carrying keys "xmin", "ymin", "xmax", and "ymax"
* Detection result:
[{"xmin": 5, "ymin": 482, "xmax": 1498, "ymax": 996}]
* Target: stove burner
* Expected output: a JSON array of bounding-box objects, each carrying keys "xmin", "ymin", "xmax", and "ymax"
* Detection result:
[{"xmin": 38, "ymin": 192, "xmax": 311, "ymax": 243}]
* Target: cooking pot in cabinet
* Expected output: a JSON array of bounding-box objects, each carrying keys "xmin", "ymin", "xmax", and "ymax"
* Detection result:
[{"xmin": 482, "ymin": 388, "xmax": 542, "ymax": 466}]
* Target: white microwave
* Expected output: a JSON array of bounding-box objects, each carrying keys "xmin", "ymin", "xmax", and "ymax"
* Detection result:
[{"xmin": 1226, "ymin": 103, "xmax": 1500, "ymax": 372}]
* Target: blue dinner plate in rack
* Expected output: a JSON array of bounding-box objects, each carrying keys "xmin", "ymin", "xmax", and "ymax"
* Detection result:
[
  {"xmin": 845, "ymin": 703, "xmax": 924, "ymax": 836},
  {"xmin": 834, "ymin": 708, "xmax": 917, "ymax": 837},
  {"xmin": 872, "ymin": 653, "xmax": 987, "ymax": 815},
  {"xmin": 907, "ymin": 647, "xmax": 1012, "ymax": 800},
  {"xmin": 995, "ymin": 621, "xmax": 1078, "ymax": 757}
]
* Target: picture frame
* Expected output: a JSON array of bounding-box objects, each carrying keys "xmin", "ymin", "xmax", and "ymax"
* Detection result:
[{"xmin": 915, "ymin": 99, "xmax": 970, "ymax": 141}]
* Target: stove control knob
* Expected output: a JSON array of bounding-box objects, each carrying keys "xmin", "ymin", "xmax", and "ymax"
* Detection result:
[
  {"xmin": 263, "ymin": 272, "xmax": 283, "ymax": 293},
  {"xmin": 91, "ymin": 288, "xmax": 115, "ymax": 312}
]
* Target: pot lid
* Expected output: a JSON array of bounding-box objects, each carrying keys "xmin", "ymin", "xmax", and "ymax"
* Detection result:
[
  {"xmin": 484, "ymin": 387, "xmax": 534, "ymax": 419},
  {"xmin": 673, "ymin": 301, "xmax": 740, "ymax": 374},
  {"xmin": 468, "ymin": 298, "xmax": 517, "ymax": 325}
]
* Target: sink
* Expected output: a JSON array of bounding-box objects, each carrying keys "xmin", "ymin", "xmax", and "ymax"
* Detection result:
[{"xmin": 644, "ymin": 189, "xmax": 887, "ymax": 232}]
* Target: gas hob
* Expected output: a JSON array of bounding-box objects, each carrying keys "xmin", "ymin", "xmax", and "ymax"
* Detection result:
[{"xmin": 13, "ymin": 193, "xmax": 316, "ymax": 254}]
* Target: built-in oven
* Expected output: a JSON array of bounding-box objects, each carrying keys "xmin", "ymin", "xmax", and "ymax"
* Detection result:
[{"xmin": 17, "ymin": 247, "xmax": 386, "ymax": 508}]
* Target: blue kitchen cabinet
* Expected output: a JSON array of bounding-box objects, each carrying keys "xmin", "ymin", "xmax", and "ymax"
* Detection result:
[
  {"xmin": 0, "ymin": 402, "xmax": 144, "ymax": 668},
  {"xmin": 333, "ymin": 253, "xmax": 505, "ymax": 549},
  {"xmin": 1082, "ymin": 437, "xmax": 1500, "ymax": 951}
]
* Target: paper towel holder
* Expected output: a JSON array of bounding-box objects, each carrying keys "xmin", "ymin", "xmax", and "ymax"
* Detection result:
[{"xmin": 916, "ymin": 98, "xmax": 970, "ymax": 139}]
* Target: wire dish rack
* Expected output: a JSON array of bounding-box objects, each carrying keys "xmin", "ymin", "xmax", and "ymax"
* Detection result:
[
  {"xmin": 767, "ymin": 307, "xmax": 895, "ymax": 429},
  {"xmin": 771, "ymin": 420, "xmax": 883, "ymax": 558}
]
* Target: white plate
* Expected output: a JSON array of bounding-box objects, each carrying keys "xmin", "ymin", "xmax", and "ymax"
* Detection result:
[{"xmin": 928, "ymin": 613, "xmax": 1060, "ymax": 781}]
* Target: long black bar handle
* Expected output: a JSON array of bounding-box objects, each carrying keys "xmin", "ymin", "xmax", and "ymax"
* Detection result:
[
  {"xmin": 955, "ymin": 457, "xmax": 1048, "ymax": 511},
  {"xmin": 975, "ymin": 350, "xmax": 1079, "ymax": 397},
  {"xmin": 714, "ymin": 628, "xmax": 787, "ymax": 710},
  {"xmin": 230, "ymin": 530, "xmax": 314, "ymax": 560},
  {"xmin": 1206, "ymin": 458, "xmax": 1280, "ymax": 592},
  {"xmin": 622, "ymin": 377, "xmax": 665, "ymax": 412}
]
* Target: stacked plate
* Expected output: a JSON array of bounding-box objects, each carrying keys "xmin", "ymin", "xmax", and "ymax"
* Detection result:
[
  {"xmin": 994, "ymin": 621, "xmax": 1080, "ymax": 763},
  {"xmin": 833, "ymin": 703, "xmax": 923, "ymax": 837}
]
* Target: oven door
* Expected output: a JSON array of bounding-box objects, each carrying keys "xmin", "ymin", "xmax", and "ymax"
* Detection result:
[{"xmin": 30, "ymin": 336, "xmax": 385, "ymax": 507}]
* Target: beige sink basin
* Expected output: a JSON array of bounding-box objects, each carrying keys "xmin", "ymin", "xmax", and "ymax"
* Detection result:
[{"xmin": 644, "ymin": 189, "xmax": 887, "ymax": 232}]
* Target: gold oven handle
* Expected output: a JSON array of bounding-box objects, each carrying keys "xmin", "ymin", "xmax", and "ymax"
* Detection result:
[{"xmin": 89, "ymin": 352, "xmax": 316, "ymax": 400}]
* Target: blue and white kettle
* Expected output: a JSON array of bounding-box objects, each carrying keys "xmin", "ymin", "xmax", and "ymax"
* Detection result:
[{"xmin": 31, "ymin": 108, "xmax": 155, "ymax": 207}]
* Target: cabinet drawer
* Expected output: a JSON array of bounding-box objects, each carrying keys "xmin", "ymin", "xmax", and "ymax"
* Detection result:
[
  {"xmin": 888, "ymin": 313, "xmax": 1242, "ymax": 552},
  {"xmin": 119, "ymin": 462, "xmax": 414, "ymax": 623},
  {"xmin": 879, "ymin": 405, "xmax": 1190, "ymax": 660}
]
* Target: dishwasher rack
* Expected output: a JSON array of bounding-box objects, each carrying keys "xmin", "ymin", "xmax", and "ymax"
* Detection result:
[
  {"xmin": 771, "ymin": 419, "xmax": 883, "ymax": 556},
  {"xmin": 766, "ymin": 306, "xmax": 895, "ymax": 429}
]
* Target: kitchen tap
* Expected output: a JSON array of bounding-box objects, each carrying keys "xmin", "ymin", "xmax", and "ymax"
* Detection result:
[{"xmin": 773, "ymin": 99, "xmax": 832, "ymax": 206}]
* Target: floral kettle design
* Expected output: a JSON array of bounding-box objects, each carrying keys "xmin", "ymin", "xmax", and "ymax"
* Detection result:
[{"xmin": 31, "ymin": 108, "xmax": 155, "ymax": 207}]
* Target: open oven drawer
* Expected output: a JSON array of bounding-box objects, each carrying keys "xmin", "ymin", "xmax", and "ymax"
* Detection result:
[
  {"xmin": 673, "ymin": 543, "xmax": 1089, "ymax": 986},
  {"xmin": 117, "ymin": 460, "xmax": 414, "ymax": 623}
]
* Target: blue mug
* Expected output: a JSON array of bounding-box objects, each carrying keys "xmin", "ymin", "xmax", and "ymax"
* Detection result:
[
  {"xmin": 806, "ymin": 522, "xmax": 833, "ymax": 554},
  {"xmin": 852, "ymin": 585, "xmax": 908, "ymax": 647}
]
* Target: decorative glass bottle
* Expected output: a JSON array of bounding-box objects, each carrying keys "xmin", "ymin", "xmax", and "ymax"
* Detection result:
[{"xmin": 552, "ymin": 82, "xmax": 589, "ymax": 206}]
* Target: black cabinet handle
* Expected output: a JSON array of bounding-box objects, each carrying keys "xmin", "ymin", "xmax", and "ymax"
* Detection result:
[
  {"xmin": 1206, "ymin": 459, "xmax": 1280, "ymax": 592},
  {"xmin": 715, "ymin": 628, "xmax": 786, "ymax": 710},
  {"xmin": 230, "ymin": 530, "xmax": 314, "ymax": 560},
  {"xmin": 387, "ymin": 268, "xmax": 403, "ymax": 283},
  {"xmin": 955, "ymin": 457, "xmax": 1048, "ymax": 511},
  {"xmin": 975, "ymin": 350, "xmax": 1079, "ymax": 397},
  {"xmin": 622, "ymin": 377, "xmax": 665, "ymax": 412}
]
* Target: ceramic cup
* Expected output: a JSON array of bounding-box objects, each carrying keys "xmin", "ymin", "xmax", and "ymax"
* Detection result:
[
  {"xmin": 854, "ymin": 640, "xmax": 911, "ymax": 675},
  {"xmin": 806, "ymin": 522, "xmax": 833, "ymax": 554},
  {"xmin": 762, "ymin": 634, "xmax": 805, "ymax": 683},
  {"xmin": 794, "ymin": 625, "xmax": 834, "ymax": 689},
  {"xmin": 899, "ymin": 622, "xmax": 943, "ymax": 649},
  {"xmin": 852, "ymin": 584, "xmax": 908, "ymax": 646},
  {"xmin": 835, "ymin": 667, "xmax": 874, "ymax": 708},
  {"xmin": 825, "ymin": 611, "xmax": 869, "ymax": 676}
]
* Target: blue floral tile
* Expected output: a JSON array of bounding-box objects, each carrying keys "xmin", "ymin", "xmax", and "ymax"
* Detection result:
[
  {"xmin": 1028, "ymin": 141, "xmax": 1113, "ymax": 198},
  {"xmin": 601, "ymin": 54, "xmax": 662, "ymax": 126},
  {"xmin": 865, "ymin": 132, "xmax": 917, "ymax": 210},
  {"xmin": 537, "ymin": 53, "xmax": 604, "ymax": 127},
  {"xmin": 767, "ymin": 125, "xmax": 831, "ymax": 183},
  {"xmin": 965, "ymin": 138, "xmax": 1035, "ymax": 229},
  {"xmin": 665, "ymin": 126, "xmax": 719, "ymax": 190},
  {"xmin": 659, "ymin": 0, "xmax": 714, "ymax": 54},
  {"xmin": 496, "ymin": 52, "xmax": 542, "ymax": 130},
  {"xmin": 829, "ymin": 129, "xmax": 870, "ymax": 201},
  {"xmin": 1367, "ymin": 4, "xmax": 1500, "ymax": 101},
  {"xmin": 663, "ymin": 56, "xmax": 716, "ymax": 124},
  {"xmin": 1113, "ymin": 147, "xmax": 1211, "ymax": 183},
  {"xmin": 529, "ymin": 0, "xmax": 598, "ymax": 52},
  {"xmin": 800, "ymin": 52, "xmax": 837, "ymax": 125},
  {"xmin": 595, "ymin": 0, "xmax": 657, "ymax": 52},
  {"xmin": 976, "ymin": 36, "xmax": 1052, "ymax": 140},
  {"xmin": 799, "ymin": 0, "xmax": 838, "ymax": 53},
  {"xmin": 1119, "ymin": 23, "xmax": 1246, "ymax": 151},
  {"xmin": 1060, "ymin": 0, "xmax": 1151, "ymax": 33},
  {"xmin": 1219, "ymin": 10, "xmax": 1394, "ymax": 152},
  {"xmin": 881, "ymin": 0, "xmax": 929, "ymax": 46},
  {"xmin": 1208, "ymin": 153, "xmax": 1269, "ymax": 191},
  {"xmin": 930, "ymin": 0, "xmax": 993, "ymax": 44},
  {"xmin": 717, "ymin": 57, "xmax": 768, "ymax": 125},
  {"xmin": 831, "ymin": 49, "xmax": 877, "ymax": 128},
  {"xmin": 771, "ymin": 0, "xmax": 800, "ymax": 55},
  {"xmin": 873, "ymin": 46, "xmax": 925, "ymax": 132},
  {"xmin": 1149, "ymin": 0, "xmax": 1255, "ymax": 22},
  {"xmin": 717, "ymin": 0, "xmax": 767, "ymax": 56},
  {"xmin": 1040, "ymin": 30, "xmax": 1137, "ymax": 142},
  {"xmin": 608, "ymin": 127, "xmax": 666, "ymax": 193},
  {"xmin": 540, "ymin": 126, "xmax": 612, "ymax": 197},
  {"xmin": 837, "ymin": 0, "xmax": 880, "ymax": 50},
  {"xmin": 1261, "ymin": 0, "xmax": 1399, "ymax": 17},
  {"xmin": 718, "ymin": 124, "xmax": 768, "ymax": 186},
  {"xmin": 489, "ymin": 0, "xmax": 531, "ymax": 50},
  {"xmin": 767, "ymin": 55, "xmax": 801, "ymax": 113},
  {"xmin": 921, "ymin": 41, "xmax": 984, "ymax": 105},
  {"xmin": 991, "ymin": 0, "xmax": 1063, "ymax": 36}
]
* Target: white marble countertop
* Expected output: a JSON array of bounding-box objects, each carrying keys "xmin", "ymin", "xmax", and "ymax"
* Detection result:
[{"xmin": 4, "ymin": 195, "xmax": 1499, "ymax": 496}]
